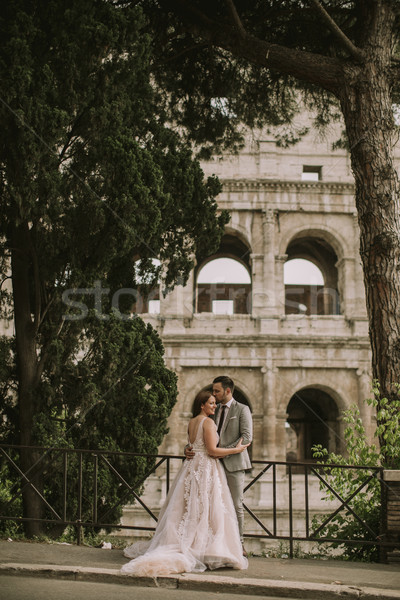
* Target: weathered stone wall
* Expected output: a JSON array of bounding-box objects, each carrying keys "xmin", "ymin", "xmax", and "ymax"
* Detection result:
[
  {"xmin": 143, "ymin": 116, "xmax": 378, "ymax": 462},
  {"xmin": 122, "ymin": 113, "xmax": 400, "ymax": 551}
]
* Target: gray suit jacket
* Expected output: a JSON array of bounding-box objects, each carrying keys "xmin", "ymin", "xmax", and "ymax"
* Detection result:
[{"xmin": 213, "ymin": 399, "xmax": 252, "ymax": 472}]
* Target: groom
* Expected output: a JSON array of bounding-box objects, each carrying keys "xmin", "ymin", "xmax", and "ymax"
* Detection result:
[{"xmin": 186, "ymin": 375, "xmax": 253, "ymax": 556}]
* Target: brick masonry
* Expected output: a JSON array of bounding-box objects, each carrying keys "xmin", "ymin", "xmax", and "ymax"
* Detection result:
[{"xmin": 383, "ymin": 470, "xmax": 400, "ymax": 564}]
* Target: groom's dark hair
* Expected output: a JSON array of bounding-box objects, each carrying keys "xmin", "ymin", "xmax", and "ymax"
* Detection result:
[{"xmin": 213, "ymin": 375, "xmax": 234, "ymax": 394}]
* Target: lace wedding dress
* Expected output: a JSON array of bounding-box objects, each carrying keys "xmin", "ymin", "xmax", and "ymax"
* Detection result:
[{"xmin": 121, "ymin": 417, "xmax": 248, "ymax": 576}]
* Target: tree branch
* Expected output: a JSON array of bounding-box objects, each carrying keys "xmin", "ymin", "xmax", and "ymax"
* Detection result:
[
  {"xmin": 309, "ymin": 0, "xmax": 364, "ymax": 62},
  {"xmin": 162, "ymin": 0, "xmax": 344, "ymax": 93},
  {"xmin": 36, "ymin": 318, "xmax": 67, "ymax": 385},
  {"xmin": 224, "ymin": 0, "xmax": 246, "ymax": 36},
  {"xmin": 155, "ymin": 40, "xmax": 208, "ymax": 66}
]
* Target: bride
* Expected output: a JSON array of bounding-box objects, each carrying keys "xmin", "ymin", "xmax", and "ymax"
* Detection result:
[{"xmin": 121, "ymin": 390, "xmax": 250, "ymax": 576}]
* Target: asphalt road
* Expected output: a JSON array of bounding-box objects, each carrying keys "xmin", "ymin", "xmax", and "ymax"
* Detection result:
[{"xmin": 1, "ymin": 575, "xmax": 301, "ymax": 600}]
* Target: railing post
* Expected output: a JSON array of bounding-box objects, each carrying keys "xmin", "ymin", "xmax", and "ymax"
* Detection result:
[
  {"xmin": 288, "ymin": 463, "xmax": 293, "ymax": 558},
  {"xmin": 62, "ymin": 451, "xmax": 68, "ymax": 523},
  {"xmin": 93, "ymin": 454, "xmax": 98, "ymax": 524},
  {"xmin": 272, "ymin": 463, "xmax": 277, "ymax": 537},
  {"xmin": 166, "ymin": 457, "xmax": 170, "ymax": 494},
  {"xmin": 305, "ymin": 464, "xmax": 309, "ymax": 539},
  {"xmin": 77, "ymin": 452, "xmax": 83, "ymax": 545}
]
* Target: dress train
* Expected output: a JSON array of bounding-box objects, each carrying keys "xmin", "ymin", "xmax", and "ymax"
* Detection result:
[{"xmin": 121, "ymin": 417, "xmax": 247, "ymax": 576}]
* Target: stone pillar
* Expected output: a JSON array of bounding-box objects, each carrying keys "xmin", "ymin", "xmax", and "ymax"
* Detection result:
[
  {"xmin": 275, "ymin": 408, "xmax": 288, "ymax": 462},
  {"xmin": 251, "ymin": 253, "xmax": 266, "ymax": 319},
  {"xmin": 383, "ymin": 470, "xmax": 400, "ymax": 564},
  {"xmin": 275, "ymin": 254, "xmax": 288, "ymax": 317},
  {"xmin": 251, "ymin": 413, "xmax": 263, "ymax": 461},
  {"xmin": 335, "ymin": 256, "xmax": 353, "ymax": 317},
  {"xmin": 261, "ymin": 366, "xmax": 276, "ymax": 460},
  {"xmin": 262, "ymin": 209, "xmax": 277, "ymax": 318}
]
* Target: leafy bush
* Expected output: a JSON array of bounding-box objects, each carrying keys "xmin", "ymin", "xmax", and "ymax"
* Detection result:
[
  {"xmin": 0, "ymin": 460, "xmax": 24, "ymax": 538},
  {"xmin": 0, "ymin": 314, "xmax": 178, "ymax": 539},
  {"xmin": 312, "ymin": 381, "xmax": 400, "ymax": 562}
]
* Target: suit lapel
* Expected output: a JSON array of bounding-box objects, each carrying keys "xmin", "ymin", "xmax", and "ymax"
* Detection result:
[{"xmin": 220, "ymin": 399, "xmax": 236, "ymax": 436}]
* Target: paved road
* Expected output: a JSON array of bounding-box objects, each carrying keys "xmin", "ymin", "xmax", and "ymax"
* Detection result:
[{"xmin": 1, "ymin": 575, "xmax": 300, "ymax": 600}]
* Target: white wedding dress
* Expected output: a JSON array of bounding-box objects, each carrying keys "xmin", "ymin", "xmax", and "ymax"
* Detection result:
[{"xmin": 121, "ymin": 417, "xmax": 248, "ymax": 576}]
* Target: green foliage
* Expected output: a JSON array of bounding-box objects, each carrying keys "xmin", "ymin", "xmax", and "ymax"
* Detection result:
[
  {"xmin": 143, "ymin": 0, "xmax": 358, "ymax": 156},
  {"xmin": 371, "ymin": 382, "xmax": 400, "ymax": 469},
  {"xmin": 0, "ymin": 0, "xmax": 228, "ymax": 535},
  {"xmin": 312, "ymin": 381, "xmax": 400, "ymax": 561},
  {"xmin": 0, "ymin": 0, "xmax": 227, "ymax": 417},
  {"xmin": 0, "ymin": 337, "xmax": 16, "ymax": 442},
  {"xmin": 0, "ymin": 458, "xmax": 24, "ymax": 538},
  {"xmin": 1, "ymin": 314, "xmax": 177, "ymax": 536}
]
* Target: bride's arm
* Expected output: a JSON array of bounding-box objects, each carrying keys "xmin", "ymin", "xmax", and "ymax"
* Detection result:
[{"xmin": 203, "ymin": 418, "xmax": 248, "ymax": 457}]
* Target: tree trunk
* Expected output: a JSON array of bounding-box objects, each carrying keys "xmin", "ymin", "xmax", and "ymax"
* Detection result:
[
  {"xmin": 11, "ymin": 222, "xmax": 43, "ymax": 537},
  {"xmin": 338, "ymin": 5, "xmax": 400, "ymax": 415}
]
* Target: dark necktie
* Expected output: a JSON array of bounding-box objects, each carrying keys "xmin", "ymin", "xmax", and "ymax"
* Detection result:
[{"xmin": 217, "ymin": 405, "xmax": 227, "ymax": 436}]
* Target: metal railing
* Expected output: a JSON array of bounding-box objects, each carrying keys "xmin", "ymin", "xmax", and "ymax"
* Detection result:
[
  {"xmin": 244, "ymin": 459, "xmax": 385, "ymax": 559},
  {"xmin": 0, "ymin": 444, "xmax": 385, "ymax": 558}
]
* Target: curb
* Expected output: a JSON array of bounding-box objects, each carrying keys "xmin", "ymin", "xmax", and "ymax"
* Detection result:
[{"xmin": 1, "ymin": 563, "xmax": 400, "ymax": 600}]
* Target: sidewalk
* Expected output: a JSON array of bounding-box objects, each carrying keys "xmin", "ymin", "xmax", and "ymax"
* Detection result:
[{"xmin": 0, "ymin": 539, "xmax": 399, "ymax": 599}]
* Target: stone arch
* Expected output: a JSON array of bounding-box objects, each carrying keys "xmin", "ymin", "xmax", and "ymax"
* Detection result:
[
  {"xmin": 223, "ymin": 225, "xmax": 252, "ymax": 260},
  {"xmin": 278, "ymin": 225, "xmax": 349, "ymax": 260},
  {"xmin": 278, "ymin": 379, "xmax": 348, "ymax": 416},
  {"xmin": 195, "ymin": 230, "xmax": 252, "ymax": 314},
  {"xmin": 283, "ymin": 229, "xmax": 344, "ymax": 315},
  {"xmin": 284, "ymin": 385, "xmax": 344, "ymax": 466},
  {"xmin": 196, "ymin": 228, "xmax": 252, "ymax": 271}
]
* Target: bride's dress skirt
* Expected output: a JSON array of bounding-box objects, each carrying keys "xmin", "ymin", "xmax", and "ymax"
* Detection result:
[{"xmin": 121, "ymin": 448, "xmax": 248, "ymax": 576}]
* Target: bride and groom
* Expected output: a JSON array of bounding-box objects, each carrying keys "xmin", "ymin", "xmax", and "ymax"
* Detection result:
[{"xmin": 121, "ymin": 375, "xmax": 253, "ymax": 576}]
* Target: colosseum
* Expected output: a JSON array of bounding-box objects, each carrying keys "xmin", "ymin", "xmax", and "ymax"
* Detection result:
[
  {"xmin": 120, "ymin": 111, "xmax": 386, "ymax": 552},
  {"xmin": 140, "ymin": 111, "xmax": 375, "ymax": 463}
]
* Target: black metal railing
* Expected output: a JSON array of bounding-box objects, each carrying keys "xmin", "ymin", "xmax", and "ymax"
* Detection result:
[
  {"xmin": 0, "ymin": 444, "xmax": 385, "ymax": 558},
  {"xmin": 244, "ymin": 459, "xmax": 385, "ymax": 559}
]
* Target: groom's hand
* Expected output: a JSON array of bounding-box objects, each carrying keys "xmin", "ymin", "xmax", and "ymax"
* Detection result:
[{"xmin": 184, "ymin": 445, "xmax": 195, "ymax": 459}]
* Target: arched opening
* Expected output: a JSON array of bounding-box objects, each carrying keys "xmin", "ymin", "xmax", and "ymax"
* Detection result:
[
  {"xmin": 196, "ymin": 257, "xmax": 251, "ymax": 314},
  {"xmin": 286, "ymin": 387, "xmax": 340, "ymax": 469},
  {"xmin": 195, "ymin": 231, "xmax": 252, "ymax": 315},
  {"xmin": 284, "ymin": 237, "xmax": 341, "ymax": 315},
  {"xmin": 132, "ymin": 258, "xmax": 161, "ymax": 314}
]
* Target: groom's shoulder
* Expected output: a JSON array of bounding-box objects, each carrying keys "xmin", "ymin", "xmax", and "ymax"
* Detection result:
[{"xmin": 232, "ymin": 398, "xmax": 251, "ymax": 413}]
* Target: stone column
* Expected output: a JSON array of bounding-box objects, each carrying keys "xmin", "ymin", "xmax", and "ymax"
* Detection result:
[
  {"xmin": 275, "ymin": 407, "xmax": 288, "ymax": 462},
  {"xmin": 336, "ymin": 256, "xmax": 356, "ymax": 319},
  {"xmin": 250, "ymin": 253, "xmax": 266, "ymax": 319},
  {"xmin": 262, "ymin": 209, "xmax": 277, "ymax": 318},
  {"xmin": 261, "ymin": 366, "xmax": 277, "ymax": 460},
  {"xmin": 275, "ymin": 254, "xmax": 288, "ymax": 317}
]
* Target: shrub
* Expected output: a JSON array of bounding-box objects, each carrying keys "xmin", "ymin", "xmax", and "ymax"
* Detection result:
[{"xmin": 312, "ymin": 381, "xmax": 400, "ymax": 561}]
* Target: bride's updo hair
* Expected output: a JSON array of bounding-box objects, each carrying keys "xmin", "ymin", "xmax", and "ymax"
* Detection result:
[{"xmin": 192, "ymin": 390, "xmax": 212, "ymax": 417}]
